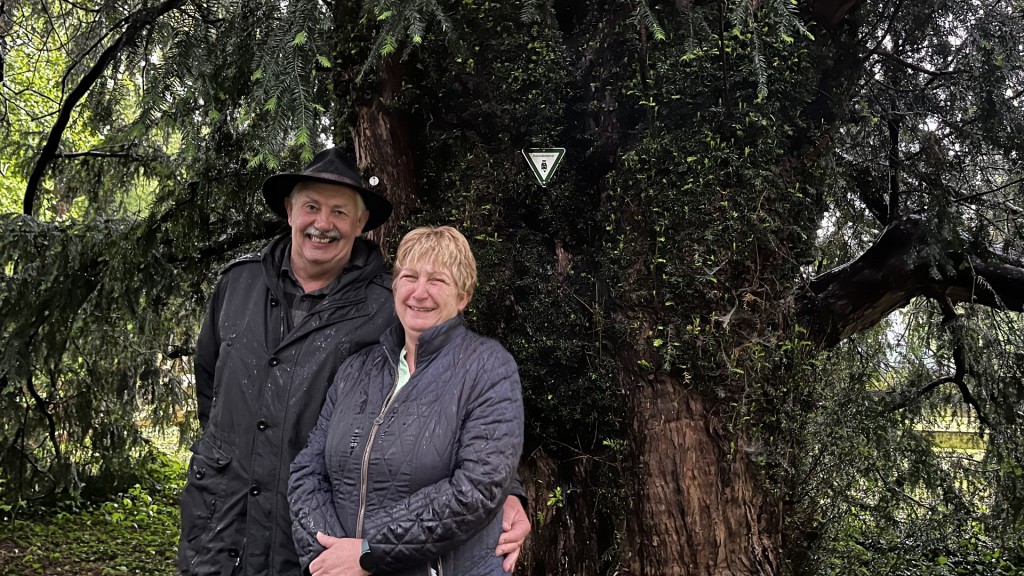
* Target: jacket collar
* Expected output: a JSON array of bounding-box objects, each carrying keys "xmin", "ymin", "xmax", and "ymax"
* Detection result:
[
  {"xmin": 382, "ymin": 315, "xmax": 466, "ymax": 368},
  {"xmin": 261, "ymin": 234, "xmax": 384, "ymax": 300}
]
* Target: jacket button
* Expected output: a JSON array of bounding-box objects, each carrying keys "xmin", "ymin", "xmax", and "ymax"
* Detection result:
[
  {"xmin": 268, "ymin": 357, "xmax": 280, "ymax": 367},
  {"xmin": 249, "ymin": 484, "xmax": 261, "ymax": 496},
  {"xmin": 269, "ymin": 297, "xmax": 279, "ymax": 307},
  {"xmin": 194, "ymin": 468, "xmax": 205, "ymax": 480},
  {"xmin": 257, "ymin": 420, "xmax": 268, "ymax": 431},
  {"xmin": 227, "ymin": 547, "xmax": 239, "ymax": 558}
]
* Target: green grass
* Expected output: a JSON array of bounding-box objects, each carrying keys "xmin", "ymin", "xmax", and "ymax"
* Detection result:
[{"xmin": 0, "ymin": 455, "xmax": 184, "ymax": 575}]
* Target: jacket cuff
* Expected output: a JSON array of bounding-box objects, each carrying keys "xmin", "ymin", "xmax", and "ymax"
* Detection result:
[
  {"xmin": 359, "ymin": 539, "xmax": 373, "ymax": 572},
  {"xmin": 509, "ymin": 473, "xmax": 528, "ymax": 509}
]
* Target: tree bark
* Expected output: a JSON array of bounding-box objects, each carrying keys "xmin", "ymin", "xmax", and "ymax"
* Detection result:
[
  {"xmin": 351, "ymin": 54, "xmax": 416, "ymax": 257},
  {"xmin": 605, "ymin": 213, "xmax": 1024, "ymax": 575},
  {"xmin": 623, "ymin": 372, "xmax": 781, "ymax": 576},
  {"xmin": 520, "ymin": 448, "xmax": 606, "ymax": 575}
]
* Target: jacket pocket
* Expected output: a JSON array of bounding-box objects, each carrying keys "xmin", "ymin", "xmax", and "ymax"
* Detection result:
[{"xmin": 179, "ymin": 435, "xmax": 232, "ymax": 549}]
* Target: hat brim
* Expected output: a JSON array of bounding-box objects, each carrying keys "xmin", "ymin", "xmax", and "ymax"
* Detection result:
[{"xmin": 261, "ymin": 173, "xmax": 392, "ymax": 233}]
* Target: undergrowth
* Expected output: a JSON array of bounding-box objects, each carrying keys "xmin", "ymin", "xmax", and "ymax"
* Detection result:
[{"xmin": 0, "ymin": 451, "xmax": 184, "ymax": 575}]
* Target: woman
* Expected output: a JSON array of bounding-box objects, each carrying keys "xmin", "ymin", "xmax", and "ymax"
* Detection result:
[{"xmin": 289, "ymin": 226, "xmax": 525, "ymax": 576}]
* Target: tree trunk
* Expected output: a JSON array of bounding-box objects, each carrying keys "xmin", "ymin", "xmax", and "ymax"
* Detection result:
[
  {"xmin": 331, "ymin": 0, "xmax": 415, "ymax": 256},
  {"xmin": 520, "ymin": 448, "xmax": 606, "ymax": 575},
  {"xmin": 351, "ymin": 55, "xmax": 416, "ymax": 257},
  {"xmin": 623, "ymin": 371, "xmax": 781, "ymax": 575}
]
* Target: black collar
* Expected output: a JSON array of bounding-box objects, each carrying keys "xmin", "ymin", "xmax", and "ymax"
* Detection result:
[{"xmin": 382, "ymin": 315, "xmax": 466, "ymax": 368}]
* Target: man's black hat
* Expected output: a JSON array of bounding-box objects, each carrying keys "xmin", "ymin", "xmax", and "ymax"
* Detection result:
[{"xmin": 261, "ymin": 148, "xmax": 393, "ymax": 232}]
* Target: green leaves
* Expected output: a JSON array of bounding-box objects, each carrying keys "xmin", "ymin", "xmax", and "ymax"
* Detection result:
[
  {"xmin": 380, "ymin": 34, "xmax": 398, "ymax": 57},
  {"xmin": 631, "ymin": 0, "xmax": 666, "ymax": 42},
  {"xmin": 0, "ymin": 457, "xmax": 184, "ymax": 574},
  {"xmin": 357, "ymin": 0, "xmax": 458, "ymax": 76}
]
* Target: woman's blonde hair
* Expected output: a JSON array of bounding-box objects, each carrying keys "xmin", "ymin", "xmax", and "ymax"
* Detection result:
[{"xmin": 393, "ymin": 226, "xmax": 478, "ymax": 299}]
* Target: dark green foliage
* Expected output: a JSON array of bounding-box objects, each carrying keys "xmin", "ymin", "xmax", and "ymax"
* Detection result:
[
  {"xmin": 3, "ymin": 0, "xmax": 1024, "ymax": 573},
  {"xmin": 395, "ymin": 0, "xmax": 621, "ymax": 456},
  {"xmin": 0, "ymin": 213, "xmax": 199, "ymax": 500},
  {"xmin": 594, "ymin": 1, "xmax": 821, "ymax": 437},
  {"xmin": 1, "ymin": 0, "xmax": 309, "ymax": 504},
  {"xmin": 783, "ymin": 316, "xmax": 1024, "ymax": 575}
]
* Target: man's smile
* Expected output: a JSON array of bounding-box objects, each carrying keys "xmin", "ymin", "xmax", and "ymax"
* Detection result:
[{"xmin": 303, "ymin": 225, "xmax": 341, "ymax": 245}]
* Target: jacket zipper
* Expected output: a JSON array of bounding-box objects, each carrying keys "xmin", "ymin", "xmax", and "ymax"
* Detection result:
[{"xmin": 355, "ymin": 347, "xmax": 401, "ymax": 538}]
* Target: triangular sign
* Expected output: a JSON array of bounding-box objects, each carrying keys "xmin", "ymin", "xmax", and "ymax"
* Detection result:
[{"xmin": 522, "ymin": 148, "xmax": 566, "ymax": 187}]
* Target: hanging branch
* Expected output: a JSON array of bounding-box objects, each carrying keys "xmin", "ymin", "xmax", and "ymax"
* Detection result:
[
  {"xmin": 870, "ymin": 48, "xmax": 956, "ymax": 78},
  {"xmin": 890, "ymin": 318, "xmax": 956, "ymax": 402},
  {"xmin": 22, "ymin": 355, "xmax": 61, "ymax": 464},
  {"xmin": 954, "ymin": 378, "xmax": 991, "ymax": 429},
  {"xmin": 886, "ymin": 102, "xmax": 900, "ymax": 223},
  {"xmin": 887, "ymin": 332, "xmax": 992, "ymax": 427},
  {"xmin": 23, "ymin": 0, "xmax": 186, "ymax": 216},
  {"xmin": 890, "ymin": 375, "xmax": 959, "ymax": 412},
  {"xmin": 953, "ymin": 175, "xmax": 1024, "ymax": 204}
]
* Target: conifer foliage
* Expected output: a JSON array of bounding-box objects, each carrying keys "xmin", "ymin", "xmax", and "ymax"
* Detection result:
[{"xmin": 2, "ymin": 0, "xmax": 1023, "ymax": 573}]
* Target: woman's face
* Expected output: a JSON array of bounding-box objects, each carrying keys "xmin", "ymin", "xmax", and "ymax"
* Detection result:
[{"xmin": 394, "ymin": 262, "xmax": 469, "ymax": 342}]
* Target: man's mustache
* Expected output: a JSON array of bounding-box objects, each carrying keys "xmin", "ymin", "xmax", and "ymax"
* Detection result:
[{"xmin": 302, "ymin": 225, "xmax": 341, "ymax": 240}]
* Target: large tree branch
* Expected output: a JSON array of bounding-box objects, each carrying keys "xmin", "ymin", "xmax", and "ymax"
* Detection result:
[
  {"xmin": 23, "ymin": 0, "xmax": 186, "ymax": 216},
  {"xmin": 795, "ymin": 215, "xmax": 1024, "ymax": 348}
]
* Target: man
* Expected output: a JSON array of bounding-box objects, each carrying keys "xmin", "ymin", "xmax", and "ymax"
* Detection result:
[{"xmin": 179, "ymin": 148, "xmax": 530, "ymax": 576}]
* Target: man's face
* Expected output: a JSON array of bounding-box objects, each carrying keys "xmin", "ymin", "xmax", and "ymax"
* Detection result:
[{"xmin": 284, "ymin": 182, "xmax": 369, "ymax": 280}]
